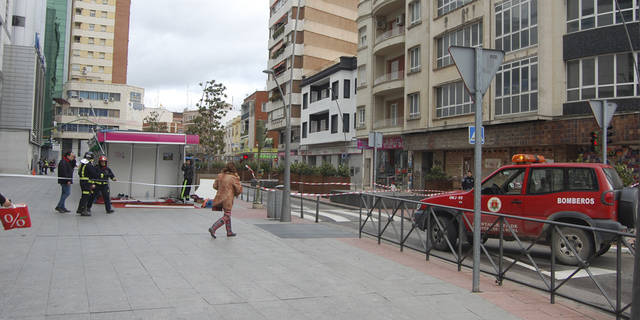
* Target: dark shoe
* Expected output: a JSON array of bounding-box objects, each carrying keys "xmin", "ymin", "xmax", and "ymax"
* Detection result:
[
  {"xmin": 208, "ymin": 227, "xmax": 216, "ymax": 239},
  {"xmin": 55, "ymin": 207, "xmax": 64, "ymax": 213},
  {"xmin": 227, "ymin": 233, "xmax": 237, "ymax": 237},
  {"xmin": 63, "ymin": 208, "xmax": 71, "ymax": 213},
  {"xmin": 79, "ymin": 211, "xmax": 91, "ymax": 216},
  {"xmin": 106, "ymin": 210, "xmax": 115, "ymax": 214},
  {"xmin": 86, "ymin": 209, "xmax": 92, "ymax": 213}
]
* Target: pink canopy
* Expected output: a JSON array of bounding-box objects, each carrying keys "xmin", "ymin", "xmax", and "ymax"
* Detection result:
[{"xmin": 97, "ymin": 131, "xmax": 199, "ymax": 145}]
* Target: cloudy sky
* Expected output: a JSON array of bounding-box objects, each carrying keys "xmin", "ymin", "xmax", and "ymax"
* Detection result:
[{"xmin": 127, "ymin": 0, "xmax": 270, "ymax": 118}]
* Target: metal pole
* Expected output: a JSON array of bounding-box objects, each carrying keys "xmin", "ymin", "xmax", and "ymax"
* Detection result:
[
  {"xmin": 602, "ymin": 100, "xmax": 607, "ymax": 164},
  {"xmin": 280, "ymin": 0, "xmax": 301, "ymax": 223},
  {"xmin": 472, "ymin": 47, "xmax": 483, "ymax": 293},
  {"xmin": 315, "ymin": 195, "xmax": 319, "ymax": 223},
  {"xmin": 373, "ymin": 138, "xmax": 377, "ymax": 190},
  {"xmin": 632, "ymin": 215, "xmax": 640, "ymax": 319}
]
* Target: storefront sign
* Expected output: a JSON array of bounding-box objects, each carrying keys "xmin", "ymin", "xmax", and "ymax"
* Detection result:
[{"xmin": 357, "ymin": 136, "xmax": 403, "ymax": 150}]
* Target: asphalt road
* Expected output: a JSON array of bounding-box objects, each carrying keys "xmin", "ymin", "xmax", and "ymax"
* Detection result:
[{"xmin": 288, "ymin": 195, "xmax": 635, "ymax": 316}]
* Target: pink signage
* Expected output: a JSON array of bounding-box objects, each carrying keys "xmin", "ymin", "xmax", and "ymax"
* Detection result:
[
  {"xmin": 357, "ymin": 136, "xmax": 403, "ymax": 150},
  {"xmin": 97, "ymin": 131, "xmax": 199, "ymax": 145}
]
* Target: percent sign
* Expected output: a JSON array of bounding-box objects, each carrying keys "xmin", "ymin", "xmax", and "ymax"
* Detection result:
[{"xmin": 3, "ymin": 212, "xmax": 26, "ymax": 228}]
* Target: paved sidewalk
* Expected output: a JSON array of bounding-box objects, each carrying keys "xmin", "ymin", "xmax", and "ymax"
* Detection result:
[{"xmin": 0, "ymin": 177, "xmax": 610, "ymax": 319}]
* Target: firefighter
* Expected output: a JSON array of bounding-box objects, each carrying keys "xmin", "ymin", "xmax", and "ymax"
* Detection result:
[
  {"xmin": 76, "ymin": 152, "xmax": 98, "ymax": 216},
  {"xmin": 92, "ymin": 155, "xmax": 116, "ymax": 214},
  {"xmin": 180, "ymin": 158, "xmax": 194, "ymax": 202}
]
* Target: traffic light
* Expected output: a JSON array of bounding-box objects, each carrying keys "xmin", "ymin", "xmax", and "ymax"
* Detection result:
[
  {"xmin": 606, "ymin": 125, "xmax": 614, "ymax": 144},
  {"xmin": 590, "ymin": 131, "xmax": 598, "ymax": 152},
  {"xmin": 242, "ymin": 154, "xmax": 248, "ymax": 161}
]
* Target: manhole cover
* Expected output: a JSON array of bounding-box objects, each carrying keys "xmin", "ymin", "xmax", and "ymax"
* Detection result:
[{"xmin": 256, "ymin": 224, "xmax": 356, "ymax": 239}]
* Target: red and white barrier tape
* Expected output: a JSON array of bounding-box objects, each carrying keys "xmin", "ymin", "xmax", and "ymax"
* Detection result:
[{"xmin": 291, "ymin": 181, "xmax": 353, "ymax": 186}]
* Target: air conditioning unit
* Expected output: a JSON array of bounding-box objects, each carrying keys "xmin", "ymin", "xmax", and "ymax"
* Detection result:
[
  {"xmin": 103, "ymin": 98, "xmax": 109, "ymax": 103},
  {"xmin": 78, "ymin": 97, "xmax": 83, "ymax": 102},
  {"xmin": 109, "ymin": 97, "xmax": 114, "ymax": 102},
  {"xmin": 396, "ymin": 14, "xmax": 405, "ymax": 26},
  {"xmin": 376, "ymin": 16, "xmax": 386, "ymax": 29}
]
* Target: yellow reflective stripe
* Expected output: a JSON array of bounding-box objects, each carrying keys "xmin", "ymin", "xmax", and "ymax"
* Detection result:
[{"xmin": 82, "ymin": 191, "xmax": 90, "ymax": 194}]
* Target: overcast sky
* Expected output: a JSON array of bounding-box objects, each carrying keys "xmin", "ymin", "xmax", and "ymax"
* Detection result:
[{"xmin": 127, "ymin": 0, "xmax": 269, "ymax": 119}]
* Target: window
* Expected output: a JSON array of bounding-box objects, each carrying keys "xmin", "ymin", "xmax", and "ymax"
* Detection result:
[
  {"xmin": 344, "ymin": 80, "xmax": 351, "ymax": 98},
  {"xmin": 527, "ymin": 168, "xmax": 565, "ymax": 194},
  {"xmin": 303, "ymin": 93, "xmax": 308, "ymax": 109},
  {"xmin": 389, "ymin": 103, "xmax": 398, "ymax": 126},
  {"xmin": 409, "ymin": 1, "xmax": 421, "ymax": 24},
  {"xmin": 353, "ymin": 112, "xmax": 356, "ymax": 129},
  {"xmin": 100, "ymin": 39, "xmax": 106, "ymax": 45},
  {"xmin": 73, "ymin": 50, "xmax": 80, "ymax": 57},
  {"xmin": 567, "ymin": 52, "xmax": 638, "ymax": 101},
  {"xmin": 331, "ymin": 114, "xmax": 338, "ymax": 133},
  {"xmin": 357, "ymin": 107, "xmax": 365, "ymax": 128},
  {"xmin": 357, "ymin": 66, "xmax": 367, "ymax": 86},
  {"xmin": 99, "ymin": 52, "xmax": 105, "ymax": 59},
  {"xmin": 72, "ymin": 64, "xmax": 80, "ymax": 71},
  {"xmin": 88, "ymin": 37, "xmax": 94, "ymax": 44},
  {"xmin": 482, "ymin": 168, "xmax": 526, "ymax": 195},
  {"xmin": 343, "ymin": 113, "xmax": 350, "ymax": 133},
  {"xmin": 567, "ymin": 0, "xmax": 640, "ymax": 33},
  {"xmin": 331, "ymin": 81, "xmax": 339, "ymax": 100},
  {"xmin": 100, "ymin": 25, "xmax": 107, "ymax": 32},
  {"xmin": 75, "ymin": 8, "xmax": 82, "ymax": 15},
  {"xmin": 358, "ymin": 27, "xmax": 367, "ymax": 48},
  {"xmin": 74, "ymin": 22, "xmax": 81, "ymax": 29},
  {"xmin": 74, "ymin": 36, "xmax": 81, "ymax": 43},
  {"xmin": 495, "ymin": 0, "xmax": 537, "ymax": 53},
  {"xmin": 409, "ymin": 46, "xmax": 420, "ymax": 72},
  {"xmin": 98, "ymin": 66, "xmax": 104, "ymax": 72},
  {"xmin": 408, "ymin": 93, "xmax": 420, "ymax": 117},
  {"xmin": 567, "ymin": 168, "xmax": 598, "ymax": 191},
  {"xmin": 302, "ymin": 122, "xmax": 308, "ymax": 138},
  {"xmin": 437, "ymin": 0, "xmax": 472, "ymax": 16},
  {"xmin": 101, "ymin": 11, "xmax": 108, "ymax": 18},
  {"xmin": 88, "ymin": 51, "xmax": 94, "ymax": 58},
  {"xmin": 436, "ymin": 81, "xmax": 473, "ymax": 118},
  {"xmin": 495, "ymin": 56, "xmax": 538, "ymax": 115},
  {"xmin": 436, "ymin": 22, "xmax": 482, "ymax": 68},
  {"xmin": 89, "ymin": 24, "xmax": 94, "ymax": 31},
  {"xmin": 90, "ymin": 10, "xmax": 96, "ymax": 17}
]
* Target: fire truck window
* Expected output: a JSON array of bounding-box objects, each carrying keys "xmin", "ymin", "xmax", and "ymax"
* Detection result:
[
  {"xmin": 528, "ymin": 168, "xmax": 564, "ymax": 194},
  {"xmin": 567, "ymin": 168, "xmax": 598, "ymax": 191},
  {"xmin": 482, "ymin": 168, "xmax": 525, "ymax": 195}
]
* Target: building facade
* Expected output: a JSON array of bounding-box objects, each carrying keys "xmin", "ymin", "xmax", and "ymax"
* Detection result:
[
  {"xmin": 239, "ymin": 91, "xmax": 278, "ymax": 161},
  {"xmin": 300, "ymin": 56, "xmax": 361, "ymax": 183},
  {"xmin": 0, "ymin": 0, "xmax": 48, "ymax": 173},
  {"xmin": 356, "ymin": 0, "xmax": 640, "ymax": 190},
  {"xmin": 265, "ymin": 0, "xmax": 359, "ymax": 163}
]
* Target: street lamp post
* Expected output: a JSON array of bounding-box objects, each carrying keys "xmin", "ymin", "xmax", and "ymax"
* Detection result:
[{"xmin": 263, "ymin": 69, "xmax": 291, "ymax": 222}]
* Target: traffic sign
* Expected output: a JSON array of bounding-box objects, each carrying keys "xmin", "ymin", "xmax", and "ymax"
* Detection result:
[
  {"xmin": 449, "ymin": 46, "xmax": 504, "ymax": 96},
  {"xmin": 469, "ymin": 126, "xmax": 484, "ymax": 144},
  {"xmin": 588, "ymin": 100, "xmax": 617, "ymax": 128}
]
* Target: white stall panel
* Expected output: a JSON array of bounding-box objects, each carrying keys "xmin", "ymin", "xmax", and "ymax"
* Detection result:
[
  {"xmin": 155, "ymin": 145, "xmax": 182, "ymax": 198},
  {"xmin": 106, "ymin": 143, "xmax": 132, "ymax": 198},
  {"xmin": 131, "ymin": 144, "xmax": 156, "ymax": 199}
]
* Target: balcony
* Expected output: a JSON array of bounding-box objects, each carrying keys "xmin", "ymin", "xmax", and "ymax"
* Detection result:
[
  {"xmin": 374, "ymin": 115, "xmax": 404, "ymax": 130},
  {"xmin": 373, "ymin": 70, "xmax": 404, "ymax": 86},
  {"xmin": 375, "ymin": 26, "xmax": 404, "ymax": 44}
]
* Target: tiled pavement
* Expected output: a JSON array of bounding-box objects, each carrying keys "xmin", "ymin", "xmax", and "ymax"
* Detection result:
[{"xmin": 0, "ymin": 177, "xmax": 611, "ymax": 319}]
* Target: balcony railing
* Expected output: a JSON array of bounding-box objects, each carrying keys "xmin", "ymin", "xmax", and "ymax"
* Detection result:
[
  {"xmin": 374, "ymin": 115, "xmax": 404, "ymax": 129},
  {"xmin": 375, "ymin": 26, "xmax": 404, "ymax": 44},
  {"xmin": 373, "ymin": 70, "xmax": 404, "ymax": 86}
]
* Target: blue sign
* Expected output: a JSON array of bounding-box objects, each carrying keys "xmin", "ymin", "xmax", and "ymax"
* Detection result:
[{"xmin": 469, "ymin": 126, "xmax": 485, "ymax": 144}]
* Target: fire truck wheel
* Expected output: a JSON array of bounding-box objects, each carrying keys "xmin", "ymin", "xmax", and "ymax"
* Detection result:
[
  {"xmin": 429, "ymin": 215, "xmax": 458, "ymax": 251},
  {"xmin": 552, "ymin": 227, "xmax": 594, "ymax": 266},
  {"xmin": 595, "ymin": 242, "xmax": 611, "ymax": 257}
]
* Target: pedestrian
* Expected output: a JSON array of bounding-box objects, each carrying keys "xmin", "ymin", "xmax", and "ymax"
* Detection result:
[
  {"xmin": 55, "ymin": 151, "xmax": 75, "ymax": 213},
  {"xmin": 76, "ymin": 152, "xmax": 98, "ymax": 216},
  {"xmin": 208, "ymin": 162, "xmax": 242, "ymax": 238},
  {"xmin": 0, "ymin": 192, "xmax": 11, "ymax": 207},
  {"xmin": 93, "ymin": 155, "xmax": 116, "ymax": 214},
  {"xmin": 49, "ymin": 160, "xmax": 56, "ymax": 174},
  {"xmin": 462, "ymin": 170, "xmax": 474, "ymax": 190},
  {"xmin": 180, "ymin": 158, "xmax": 194, "ymax": 202},
  {"xmin": 42, "ymin": 159, "xmax": 48, "ymax": 175}
]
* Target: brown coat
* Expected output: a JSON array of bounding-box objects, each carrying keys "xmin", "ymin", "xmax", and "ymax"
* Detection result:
[{"xmin": 212, "ymin": 172, "xmax": 242, "ymax": 211}]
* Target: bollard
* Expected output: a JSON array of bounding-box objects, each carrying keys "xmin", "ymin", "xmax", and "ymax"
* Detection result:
[
  {"xmin": 300, "ymin": 194, "xmax": 304, "ymax": 219},
  {"xmin": 315, "ymin": 196, "xmax": 319, "ymax": 223}
]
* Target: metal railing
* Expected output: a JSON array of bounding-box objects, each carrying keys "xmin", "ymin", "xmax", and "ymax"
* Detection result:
[
  {"xmin": 375, "ymin": 26, "xmax": 405, "ymax": 44},
  {"xmin": 373, "ymin": 70, "xmax": 404, "ymax": 86},
  {"xmin": 357, "ymin": 193, "xmax": 637, "ymax": 319}
]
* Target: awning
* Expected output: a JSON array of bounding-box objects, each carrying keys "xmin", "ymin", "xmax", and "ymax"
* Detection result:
[{"xmin": 97, "ymin": 131, "xmax": 199, "ymax": 145}]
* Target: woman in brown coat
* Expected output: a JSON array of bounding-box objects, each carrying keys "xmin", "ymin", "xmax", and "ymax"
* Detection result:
[{"xmin": 208, "ymin": 162, "xmax": 243, "ymax": 238}]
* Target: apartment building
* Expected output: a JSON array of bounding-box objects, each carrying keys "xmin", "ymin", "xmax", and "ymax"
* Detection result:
[
  {"xmin": 0, "ymin": 0, "xmax": 48, "ymax": 173},
  {"xmin": 356, "ymin": 0, "xmax": 640, "ymax": 189},
  {"xmin": 54, "ymin": 82, "xmax": 144, "ymax": 155},
  {"xmin": 239, "ymin": 91, "xmax": 278, "ymax": 160},
  {"xmin": 300, "ymin": 56, "xmax": 360, "ymax": 181},
  {"xmin": 265, "ymin": 0, "xmax": 359, "ymax": 163}
]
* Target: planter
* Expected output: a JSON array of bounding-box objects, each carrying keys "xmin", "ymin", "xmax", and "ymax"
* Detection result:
[{"xmin": 425, "ymin": 179, "xmax": 454, "ymax": 191}]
